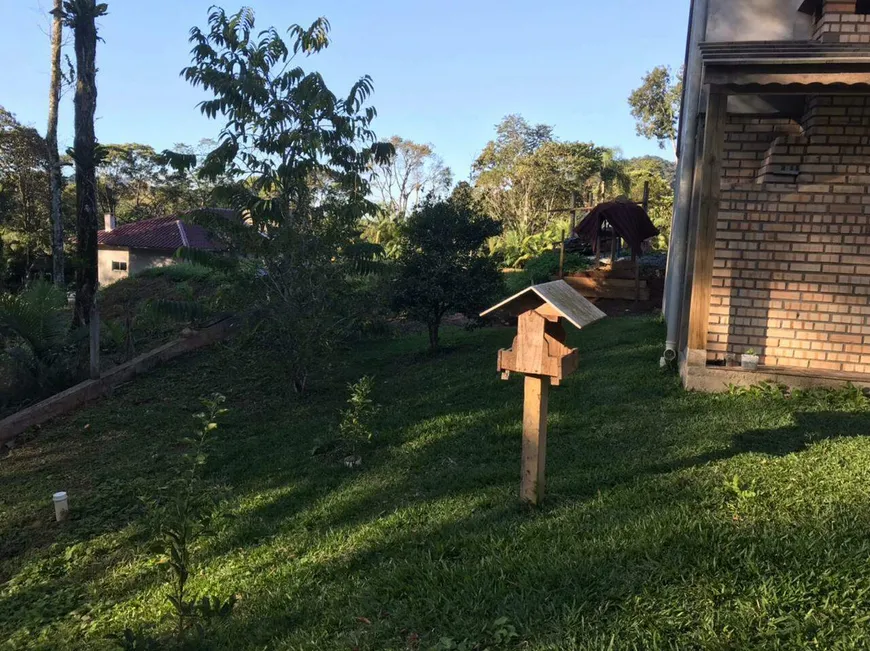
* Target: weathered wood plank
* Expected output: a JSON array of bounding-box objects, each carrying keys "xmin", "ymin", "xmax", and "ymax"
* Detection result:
[
  {"xmin": 521, "ymin": 375, "xmax": 548, "ymax": 505},
  {"xmin": 0, "ymin": 317, "xmax": 237, "ymax": 445},
  {"xmin": 686, "ymin": 90, "xmax": 728, "ymax": 359}
]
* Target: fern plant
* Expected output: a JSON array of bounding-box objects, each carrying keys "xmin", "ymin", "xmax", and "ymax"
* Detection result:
[{"xmin": 0, "ymin": 281, "xmax": 85, "ymax": 403}]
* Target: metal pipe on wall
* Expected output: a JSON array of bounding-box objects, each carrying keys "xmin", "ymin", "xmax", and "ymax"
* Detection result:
[{"xmin": 663, "ymin": 0, "xmax": 711, "ymax": 360}]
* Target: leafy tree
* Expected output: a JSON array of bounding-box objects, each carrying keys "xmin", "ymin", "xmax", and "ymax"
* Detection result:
[
  {"xmin": 173, "ymin": 6, "xmax": 392, "ymax": 392},
  {"xmin": 64, "ymin": 0, "xmax": 108, "ymax": 325},
  {"xmin": 369, "ymin": 136, "xmax": 452, "ymax": 220},
  {"xmin": 584, "ymin": 147, "xmax": 631, "ymax": 206},
  {"xmin": 97, "ymin": 143, "xmax": 163, "ymax": 220},
  {"xmin": 628, "ymin": 66, "xmax": 683, "ymax": 157},
  {"xmin": 392, "ymin": 186, "xmax": 503, "ymax": 351},
  {"xmin": 0, "ymin": 107, "xmax": 52, "ymax": 285},
  {"xmin": 95, "ymin": 140, "xmax": 233, "ymax": 224},
  {"xmin": 473, "ymin": 115, "xmax": 603, "ymax": 234},
  {"xmin": 626, "ymin": 155, "xmax": 676, "ymax": 248}
]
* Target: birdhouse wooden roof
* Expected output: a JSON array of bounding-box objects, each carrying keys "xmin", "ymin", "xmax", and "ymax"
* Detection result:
[{"xmin": 481, "ymin": 280, "xmax": 607, "ymax": 330}]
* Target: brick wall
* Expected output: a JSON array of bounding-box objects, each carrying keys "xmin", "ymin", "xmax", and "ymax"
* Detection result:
[
  {"xmin": 722, "ymin": 117, "xmax": 802, "ymax": 184},
  {"xmin": 707, "ymin": 95, "xmax": 870, "ymax": 374},
  {"xmin": 814, "ymin": 1, "xmax": 870, "ymax": 43}
]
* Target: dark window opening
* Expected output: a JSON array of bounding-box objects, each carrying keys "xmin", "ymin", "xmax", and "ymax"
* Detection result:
[
  {"xmin": 111, "ymin": 261, "xmax": 127, "ymax": 271},
  {"xmin": 858, "ymin": 0, "xmax": 870, "ymax": 14}
]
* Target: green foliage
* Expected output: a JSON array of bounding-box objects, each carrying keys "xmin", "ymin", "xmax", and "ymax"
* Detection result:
[
  {"xmin": 0, "ymin": 107, "xmax": 57, "ymax": 286},
  {"xmin": 727, "ymin": 381, "xmax": 870, "ymax": 412},
  {"xmin": 170, "ymin": 6, "xmax": 394, "ymax": 393},
  {"xmin": 472, "ymin": 115, "xmax": 605, "ymax": 233},
  {"xmin": 428, "ymin": 617, "xmax": 520, "ymax": 650},
  {"xmin": 361, "ymin": 213, "xmax": 404, "ymax": 259},
  {"xmin": 628, "ymin": 65, "xmax": 683, "ymax": 155},
  {"xmin": 139, "ymin": 262, "xmax": 215, "ymax": 282},
  {"xmin": 108, "ymin": 628, "xmax": 160, "ymax": 651},
  {"xmin": 338, "ymin": 375, "xmax": 379, "ymax": 455},
  {"xmin": 392, "ymin": 190, "xmax": 503, "ymax": 350},
  {"xmin": 523, "ymin": 250, "xmax": 589, "ymax": 284},
  {"xmin": 626, "ymin": 155, "xmax": 676, "ymax": 249},
  {"xmin": 0, "ymin": 281, "xmax": 84, "ymax": 410},
  {"xmin": 145, "ymin": 393, "xmax": 235, "ymax": 646},
  {"xmin": 499, "ymin": 251, "xmax": 589, "ymax": 295},
  {"xmin": 93, "ymin": 140, "xmax": 234, "ymax": 226},
  {"xmin": 724, "ymin": 474, "xmax": 758, "ymax": 521}
]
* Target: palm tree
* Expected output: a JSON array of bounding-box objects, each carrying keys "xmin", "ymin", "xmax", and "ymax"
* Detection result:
[{"xmin": 585, "ymin": 148, "xmax": 631, "ymax": 205}]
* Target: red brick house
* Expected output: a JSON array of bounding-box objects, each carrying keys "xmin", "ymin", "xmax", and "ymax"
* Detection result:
[{"xmin": 664, "ymin": 0, "xmax": 870, "ymax": 390}]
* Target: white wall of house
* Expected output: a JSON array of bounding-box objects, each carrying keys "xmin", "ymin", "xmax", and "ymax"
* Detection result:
[
  {"xmin": 98, "ymin": 247, "xmax": 130, "ymax": 287},
  {"xmin": 129, "ymin": 250, "xmax": 175, "ymax": 276},
  {"xmin": 98, "ymin": 247, "xmax": 176, "ymax": 286},
  {"xmin": 706, "ymin": 0, "xmax": 812, "ymax": 42}
]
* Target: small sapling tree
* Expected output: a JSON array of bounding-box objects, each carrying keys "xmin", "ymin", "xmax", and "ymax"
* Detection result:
[{"xmin": 392, "ymin": 184, "xmax": 503, "ymax": 351}]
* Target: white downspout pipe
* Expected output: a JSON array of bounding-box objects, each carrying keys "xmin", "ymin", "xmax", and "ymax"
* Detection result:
[{"xmin": 663, "ymin": 0, "xmax": 711, "ymax": 362}]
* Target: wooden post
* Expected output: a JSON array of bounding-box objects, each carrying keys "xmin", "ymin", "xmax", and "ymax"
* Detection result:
[
  {"xmin": 686, "ymin": 89, "xmax": 728, "ymax": 361},
  {"xmin": 558, "ymin": 230, "xmax": 566, "ymax": 279},
  {"xmin": 594, "ymin": 229, "xmax": 601, "ymax": 266},
  {"xmin": 521, "ymin": 374, "xmax": 549, "ymax": 505},
  {"xmin": 636, "ymin": 181, "xmax": 650, "ymax": 294},
  {"xmin": 573, "ymin": 193, "xmax": 579, "ymax": 231},
  {"xmin": 609, "ymin": 221, "xmax": 617, "ymax": 264},
  {"xmin": 633, "ymin": 248, "xmax": 641, "ymax": 303},
  {"xmin": 89, "ymin": 300, "xmax": 100, "ymax": 380}
]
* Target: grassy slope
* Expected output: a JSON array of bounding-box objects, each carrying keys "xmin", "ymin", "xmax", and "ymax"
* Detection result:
[{"xmin": 3, "ymin": 318, "xmax": 870, "ymax": 649}]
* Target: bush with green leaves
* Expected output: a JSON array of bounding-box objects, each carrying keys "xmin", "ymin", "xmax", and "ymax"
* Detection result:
[
  {"xmin": 339, "ymin": 375, "xmax": 378, "ymax": 455},
  {"xmin": 0, "ymin": 281, "xmax": 85, "ymax": 411},
  {"xmin": 392, "ymin": 186, "xmax": 503, "ymax": 351},
  {"xmin": 487, "ymin": 215, "xmax": 574, "ymax": 270},
  {"xmin": 523, "ymin": 250, "xmax": 589, "ymax": 284}
]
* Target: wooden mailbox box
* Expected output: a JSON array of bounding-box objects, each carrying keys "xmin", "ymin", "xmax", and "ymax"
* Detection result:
[{"xmin": 482, "ymin": 280, "xmax": 606, "ymax": 505}]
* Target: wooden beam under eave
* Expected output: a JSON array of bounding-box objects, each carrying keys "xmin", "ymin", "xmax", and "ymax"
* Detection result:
[
  {"xmin": 686, "ymin": 89, "xmax": 728, "ymax": 365},
  {"xmin": 705, "ymin": 67, "xmax": 870, "ymax": 88}
]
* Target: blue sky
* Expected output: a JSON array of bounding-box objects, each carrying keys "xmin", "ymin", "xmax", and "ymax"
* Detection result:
[{"xmin": 1, "ymin": 0, "xmax": 689, "ymax": 180}]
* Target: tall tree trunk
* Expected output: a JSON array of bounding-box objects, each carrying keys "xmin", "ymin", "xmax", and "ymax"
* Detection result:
[
  {"xmin": 71, "ymin": 0, "xmax": 100, "ymax": 326},
  {"xmin": 48, "ymin": 0, "xmax": 64, "ymax": 287}
]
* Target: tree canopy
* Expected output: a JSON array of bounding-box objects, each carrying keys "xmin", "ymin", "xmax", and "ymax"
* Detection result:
[
  {"xmin": 392, "ymin": 185, "xmax": 503, "ymax": 351},
  {"xmin": 628, "ymin": 66, "xmax": 683, "ymax": 157}
]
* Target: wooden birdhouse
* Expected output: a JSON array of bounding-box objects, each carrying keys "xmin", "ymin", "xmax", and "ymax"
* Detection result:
[{"xmin": 481, "ymin": 280, "xmax": 606, "ymax": 505}]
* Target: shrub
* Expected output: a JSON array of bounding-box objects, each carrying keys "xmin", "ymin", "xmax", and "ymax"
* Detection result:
[
  {"xmin": 392, "ymin": 188, "xmax": 503, "ymax": 351},
  {"xmin": 339, "ymin": 376, "xmax": 378, "ymax": 456},
  {"xmin": 138, "ymin": 262, "xmax": 215, "ymax": 282},
  {"xmin": 0, "ymin": 281, "xmax": 85, "ymax": 412},
  {"xmin": 523, "ymin": 250, "xmax": 589, "ymax": 284}
]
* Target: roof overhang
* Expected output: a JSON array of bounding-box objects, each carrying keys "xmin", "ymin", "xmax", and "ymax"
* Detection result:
[
  {"xmin": 701, "ymin": 41, "xmax": 870, "ymax": 94},
  {"xmin": 481, "ymin": 280, "xmax": 606, "ymax": 330}
]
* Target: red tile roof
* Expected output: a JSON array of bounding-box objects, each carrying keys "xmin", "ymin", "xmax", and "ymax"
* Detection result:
[{"xmin": 97, "ymin": 209, "xmax": 233, "ymax": 251}]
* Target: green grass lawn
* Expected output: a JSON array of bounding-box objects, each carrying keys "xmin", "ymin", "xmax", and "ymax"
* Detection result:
[{"xmin": 4, "ymin": 317, "xmax": 870, "ymax": 650}]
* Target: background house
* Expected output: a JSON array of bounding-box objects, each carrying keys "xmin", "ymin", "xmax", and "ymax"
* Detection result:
[
  {"xmin": 97, "ymin": 210, "xmax": 228, "ymax": 286},
  {"xmin": 665, "ymin": 0, "xmax": 870, "ymax": 390}
]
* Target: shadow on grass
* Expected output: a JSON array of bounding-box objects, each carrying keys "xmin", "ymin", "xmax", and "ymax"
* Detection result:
[{"xmin": 7, "ymin": 317, "xmax": 870, "ymax": 649}]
